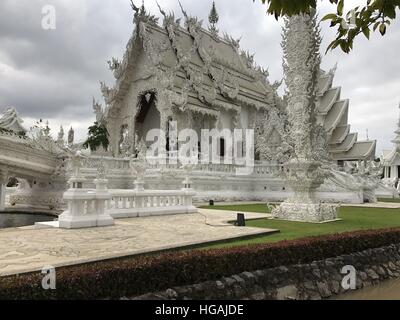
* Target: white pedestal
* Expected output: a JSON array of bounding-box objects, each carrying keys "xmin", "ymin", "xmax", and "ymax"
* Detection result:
[{"xmin": 272, "ymin": 201, "xmax": 339, "ymax": 223}]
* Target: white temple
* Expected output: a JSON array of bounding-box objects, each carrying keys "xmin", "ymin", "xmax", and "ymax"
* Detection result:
[
  {"xmin": 381, "ymin": 104, "xmax": 400, "ymax": 191},
  {"xmin": 0, "ymin": 3, "xmax": 387, "ymax": 221}
]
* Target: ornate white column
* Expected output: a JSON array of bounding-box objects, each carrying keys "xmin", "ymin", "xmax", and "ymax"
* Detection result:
[
  {"xmin": 0, "ymin": 169, "xmax": 8, "ymax": 211},
  {"xmin": 272, "ymin": 12, "xmax": 338, "ymax": 223}
]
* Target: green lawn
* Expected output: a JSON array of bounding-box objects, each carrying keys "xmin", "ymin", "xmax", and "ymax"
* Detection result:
[{"xmin": 198, "ymin": 204, "xmax": 400, "ymax": 249}]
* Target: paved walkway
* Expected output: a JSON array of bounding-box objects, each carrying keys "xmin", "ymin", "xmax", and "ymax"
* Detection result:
[
  {"xmin": 0, "ymin": 209, "xmax": 275, "ymax": 277},
  {"xmin": 345, "ymin": 202, "xmax": 400, "ymax": 209}
]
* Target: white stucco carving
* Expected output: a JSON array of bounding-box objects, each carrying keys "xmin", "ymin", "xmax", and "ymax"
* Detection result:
[{"xmin": 271, "ymin": 12, "xmax": 339, "ymax": 223}]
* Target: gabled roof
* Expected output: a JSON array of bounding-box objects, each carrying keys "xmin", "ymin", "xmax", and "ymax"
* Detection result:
[{"xmin": 102, "ymin": 5, "xmax": 277, "ymax": 113}]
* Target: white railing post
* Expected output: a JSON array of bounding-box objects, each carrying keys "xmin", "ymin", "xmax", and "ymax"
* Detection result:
[
  {"xmin": 59, "ymin": 159, "xmax": 114, "ymax": 229},
  {"xmin": 93, "ymin": 178, "xmax": 114, "ymax": 227}
]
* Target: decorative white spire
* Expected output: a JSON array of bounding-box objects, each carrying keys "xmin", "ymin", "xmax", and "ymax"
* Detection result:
[
  {"xmin": 392, "ymin": 103, "xmax": 400, "ymax": 150},
  {"xmin": 282, "ymin": 11, "xmax": 322, "ymax": 160},
  {"xmin": 57, "ymin": 125, "xmax": 64, "ymax": 144},
  {"xmin": 208, "ymin": 1, "xmax": 219, "ymax": 35},
  {"xmin": 68, "ymin": 127, "xmax": 74, "ymax": 146},
  {"xmin": 272, "ymin": 11, "xmax": 338, "ymax": 223}
]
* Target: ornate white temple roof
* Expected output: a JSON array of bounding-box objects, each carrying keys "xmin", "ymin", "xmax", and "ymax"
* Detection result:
[
  {"xmin": 317, "ymin": 68, "xmax": 376, "ymax": 161},
  {"xmin": 0, "ymin": 107, "xmax": 27, "ymax": 134},
  {"xmin": 100, "ymin": 4, "xmax": 280, "ymax": 117}
]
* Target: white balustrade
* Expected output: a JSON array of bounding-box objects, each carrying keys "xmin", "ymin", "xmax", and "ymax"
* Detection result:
[
  {"xmin": 106, "ymin": 188, "xmax": 197, "ymax": 218},
  {"xmin": 79, "ymin": 156, "xmax": 284, "ymax": 179}
]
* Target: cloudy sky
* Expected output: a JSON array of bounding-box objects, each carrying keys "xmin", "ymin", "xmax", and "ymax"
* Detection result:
[{"xmin": 0, "ymin": 0, "xmax": 399, "ymax": 154}]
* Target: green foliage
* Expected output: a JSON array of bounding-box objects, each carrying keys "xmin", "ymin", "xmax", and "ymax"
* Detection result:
[
  {"xmin": 3, "ymin": 227, "xmax": 400, "ymax": 299},
  {"xmin": 83, "ymin": 121, "xmax": 110, "ymax": 152},
  {"xmin": 256, "ymin": 0, "xmax": 400, "ymax": 53}
]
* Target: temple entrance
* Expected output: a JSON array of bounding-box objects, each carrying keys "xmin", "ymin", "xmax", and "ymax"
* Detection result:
[{"xmin": 134, "ymin": 91, "xmax": 159, "ymax": 148}]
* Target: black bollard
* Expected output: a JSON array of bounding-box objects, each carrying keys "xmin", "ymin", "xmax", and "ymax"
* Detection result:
[{"xmin": 236, "ymin": 213, "xmax": 246, "ymax": 227}]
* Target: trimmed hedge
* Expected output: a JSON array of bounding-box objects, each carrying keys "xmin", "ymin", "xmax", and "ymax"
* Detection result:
[{"xmin": 2, "ymin": 227, "xmax": 400, "ymax": 299}]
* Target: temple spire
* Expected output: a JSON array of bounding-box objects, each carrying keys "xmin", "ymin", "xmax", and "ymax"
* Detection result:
[
  {"xmin": 68, "ymin": 127, "xmax": 74, "ymax": 146},
  {"xmin": 208, "ymin": 1, "xmax": 219, "ymax": 35},
  {"xmin": 392, "ymin": 103, "xmax": 400, "ymax": 150}
]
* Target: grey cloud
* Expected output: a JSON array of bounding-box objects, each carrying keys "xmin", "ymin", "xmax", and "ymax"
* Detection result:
[{"xmin": 0, "ymin": 0, "xmax": 398, "ymax": 154}]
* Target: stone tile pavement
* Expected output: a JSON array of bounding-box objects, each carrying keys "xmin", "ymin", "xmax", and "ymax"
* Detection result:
[
  {"xmin": 0, "ymin": 209, "xmax": 275, "ymax": 277},
  {"xmin": 345, "ymin": 202, "xmax": 400, "ymax": 209}
]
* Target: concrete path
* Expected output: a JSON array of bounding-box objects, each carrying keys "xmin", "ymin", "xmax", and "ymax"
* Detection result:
[
  {"xmin": 345, "ymin": 202, "xmax": 400, "ymax": 209},
  {"xmin": 0, "ymin": 210, "xmax": 275, "ymax": 277}
]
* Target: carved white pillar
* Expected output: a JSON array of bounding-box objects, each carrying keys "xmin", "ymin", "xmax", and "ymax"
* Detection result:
[
  {"xmin": 272, "ymin": 12, "xmax": 338, "ymax": 223},
  {"xmin": 0, "ymin": 169, "xmax": 8, "ymax": 211}
]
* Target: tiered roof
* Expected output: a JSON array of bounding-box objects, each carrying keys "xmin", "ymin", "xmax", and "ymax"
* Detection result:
[
  {"xmin": 382, "ymin": 104, "xmax": 400, "ymax": 165},
  {"xmin": 317, "ymin": 68, "xmax": 376, "ymax": 161}
]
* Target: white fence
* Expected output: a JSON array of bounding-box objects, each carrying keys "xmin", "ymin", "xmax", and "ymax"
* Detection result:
[
  {"xmin": 56, "ymin": 175, "xmax": 197, "ymax": 229},
  {"xmin": 79, "ymin": 155, "xmax": 283, "ymax": 177},
  {"xmin": 107, "ymin": 189, "xmax": 197, "ymax": 218}
]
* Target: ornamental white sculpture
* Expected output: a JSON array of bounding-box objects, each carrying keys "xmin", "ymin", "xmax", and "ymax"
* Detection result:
[
  {"xmin": 130, "ymin": 139, "xmax": 147, "ymax": 191},
  {"xmin": 0, "ymin": 107, "xmax": 26, "ymax": 133},
  {"xmin": 272, "ymin": 12, "xmax": 338, "ymax": 223}
]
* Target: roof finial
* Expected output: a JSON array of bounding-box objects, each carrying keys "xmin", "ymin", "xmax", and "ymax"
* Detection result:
[
  {"xmin": 130, "ymin": 0, "xmax": 139, "ymax": 13},
  {"xmin": 178, "ymin": 1, "xmax": 188, "ymax": 20},
  {"xmin": 208, "ymin": 1, "xmax": 219, "ymax": 35},
  {"xmin": 156, "ymin": 1, "xmax": 166, "ymax": 17}
]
